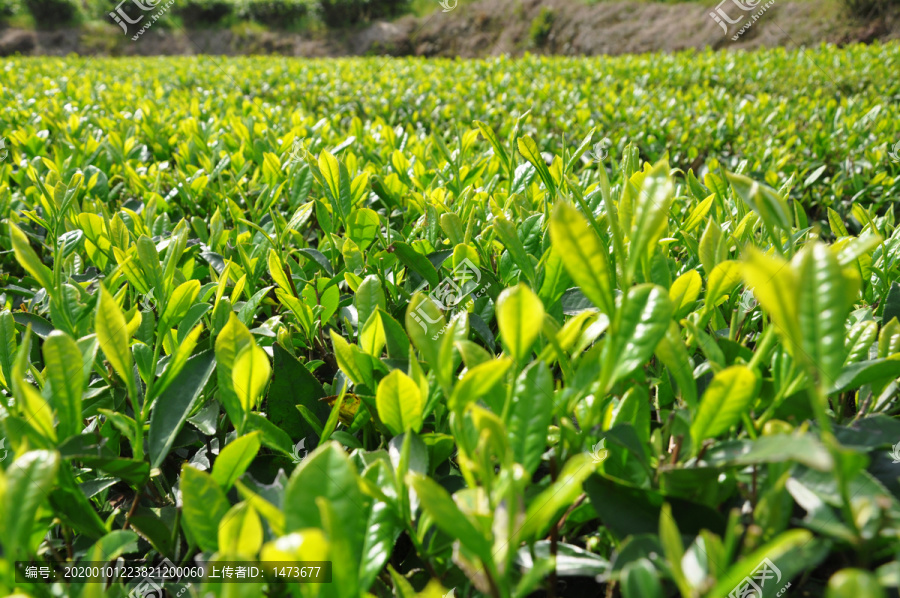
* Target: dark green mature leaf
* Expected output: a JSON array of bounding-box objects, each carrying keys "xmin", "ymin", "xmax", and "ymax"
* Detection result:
[
  {"xmin": 704, "ymin": 434, "xmax": 834, "ymax": 471},
  {"xmin": 604, "ymin": 284, "xmax": 673, "ymax": 388},
  {"xmin": 494, "ymin": 216, "xmax": 536, "ymax": 285},
  {"xmin": 830, "ymin": 358, "xmax": 900, "ymax": 393},
  {"xmin": 245, "ymin": 412, "xmax": 294, "ymax": 455},
  {"xmin": 42, "ymin": 330, "xmax": 84, "ymax": 440},
  {"xmin": 267, "ymin": 343, "xmax": 327, "ymax": 441},
  {"xmin": 284, "ymin": 442, "xmax": 368, "ymax": 564},
  {"xmin": 11, "ymin": 312, "xmax": 54, "ymax": 339},
  {"xmin": 407, "ymin": 473, "xmax": 492, "ymax": 563},
  {"xmin": 2, "ymin": 450, "xmax": 59, "ymax": 559},
  {"xmin": 71, "ymin": 455, "xmax": 149, "ymax": 487},
  {"xmin": 654, "ymin": 321, "xmax": 698, "ymax": 408},
  {"xmin": 359, "ymin": 461, "xmax": 403, "ymax": 590},
  {"xmin": 508, "ymin": 361, "xmax": 554, "ymax": 475},
  {"xmin": 622, "ymin": 558, "xmax": 663, "ymax": 598},
  {"xmin": 80, "ymin": 529, "xmax": 139, "ymax": 564},
  {"xmin": 128, "ymin": 513, "xmax": 176, "ymax": 557},
  {"xmin": 393, "ymin": 242, "xmax": 440, "ymax": 287},
  {"xmin": 48, "ymin": 463, "xmax": 108, "ymax": 539},
  {"xmin": 882, "ymin": 282, "xmax": 900, "ymax": 326},
  {"xmin": 297, "ymin": 248, "xmax": 334, "ymax": 276},
  {"xmin": 148, "ymin": 350, "xmax": 216, "ymax": 469},
  {"xmin": 585, "ymin": 474, "xmax": 726, "ymax": 539}
]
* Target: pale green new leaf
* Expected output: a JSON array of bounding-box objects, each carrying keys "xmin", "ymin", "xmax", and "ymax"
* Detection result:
[
  {"xmin": 96, "ymin": 287, "xmax": 133, "ymax": 385},
  {"xmin": 549, "ymin": 202, "xmax": 614, "ymax": 315},
  {"xmin": 690, "ymin": 365, "xmax": 758, "ymax": 447},
  {"xmin": 212, "ymin": 432, "xmax": 262, "ymax": 490},
  {"xmin": 232, "ymin": 344, "xmax": 271, "ymax": 413},
  {"xmin": 215, "ymin": 312, "xmax": 254, "ymax": 425},
  {"xmin": 795, "ymin": 242, "xmax": 859, "ymax": 388},
  {"xmin": 10, "ymin": 224, "xmax": 54, "ymax": 291},
  {"xmin": 727, "ymin": 171, "xmax": 792, "ymax": 232},
  {"xmin": 376, "ymin": 369, "xmax": 424, "ymax": 436},
  {"xmin": 218, "ymin": 502, "xmax": 263, "ymax": 558},
  {"xmin": 496, "ymin": 283, "xmax": 544, "ymax": 362},
  {"xmin": 517, "ymin": 135, "xmax": 556, "ymax": 197},
  {"xmin": 1, "ymin": 450, "xmax": 59, "ymax": 560},
  {"xmin": 627, "ymin": 161, "xmax": 674, "ymax": 279}
]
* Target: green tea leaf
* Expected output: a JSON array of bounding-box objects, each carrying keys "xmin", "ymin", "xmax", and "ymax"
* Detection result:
[
  {"xmin": 232, "ymin": 344, "xmax": 271, "ymax": 414},
  {"xmin": 407, "ymin": 473, "xmax": 492, "ymax": 562},
  {"xmin": 284, "ymin": 442, "xmax": 368, "ymax": 564},
  {"xmin": 42, "ymin": 330, "xmax": 84, "ymax": 440},
  {"xmin": 496, "ymin": 283, "xmax": 544, "ymax": 362},
  {"xmin": 690, "ymin": 365, "xmax": 758, "ymax": 447},
  {"xmin": 212, "ymin": 432, "xmax": 261, "ymax": 490},
  {"xmin": 149, "ymin": 350, "xmax": 216, "ymax": 469},
  {"xmin": 604, "ymin": 284, "xmax": 673, "ymax": 388},
  {"xmin": 10, "ymin": 224, "xmax": 54, "ymax": 291},
  {"xmin": 96, "ymin": 287, "xmax": 133, "ymax": 387},
  {"xmin": 218, "ymin": 502, "xmax": 264, "ymax": 558},
  {"xmin": 550, "ymin": 202, "xmax": 614, "ymax": 315},
  {"xmin": 376, "ymin": 369, "xmax": 423, "ymax": 436},
  {"xmin": 508, "ymin": 361, "xmax": 554, "ymax": 474},
  {"xmin": 181, "ymin": 464, "xmax": 230, "ymax": 553},
  {"xmin": 1, "ymin": 450, "xmax": 59, "ymax": 560}
]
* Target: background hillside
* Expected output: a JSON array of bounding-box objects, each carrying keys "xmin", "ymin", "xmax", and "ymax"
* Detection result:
[{"xmin": 0, "ymin": 0, "xmax": 898, "ymax": 56}]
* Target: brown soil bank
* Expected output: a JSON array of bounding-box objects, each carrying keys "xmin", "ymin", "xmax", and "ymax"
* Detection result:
[{"xmin": 0, "ymin": 0, "xmax": 897, "ymax": 57}]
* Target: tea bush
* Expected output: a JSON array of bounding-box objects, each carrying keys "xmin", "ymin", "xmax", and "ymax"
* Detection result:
[
  {"xmin": 0, "ymin": 0, "xmax": 19, "ymax": 23},
  {"xmin": 174, "ymin": 0, "xmax": 236, "ymax": 27},
  {"xmin": 238, "ymin": 0, "xmax": 311, "ymax": 28},
  {"xmin": 0, "ymin": 49, "xmax": 899, "ymax": 598},
  {"xmin": 22, "ymin": 0, "xmax": 80, "ymax": 27}
]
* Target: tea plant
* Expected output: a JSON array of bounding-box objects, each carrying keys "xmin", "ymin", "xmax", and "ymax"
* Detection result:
[{"xmin": 0, "ymin": 48, "xmax": 899, "ymax": 598}]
